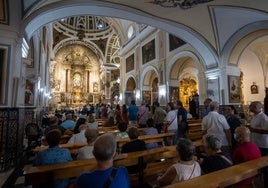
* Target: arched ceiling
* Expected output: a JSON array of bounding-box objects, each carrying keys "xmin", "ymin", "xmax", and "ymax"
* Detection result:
[
  {"xmin": 22, "ymin": 0, "xmax": 268, "ymax": 69},
  {"xmin": 55, "ymin": 44, "xmax": 99, "ymax": 69}
]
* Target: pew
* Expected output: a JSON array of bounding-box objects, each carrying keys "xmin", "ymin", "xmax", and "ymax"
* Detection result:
[
  {"xmin": 188, "ymin": 122, "xmax": 202, "ymax": 141},
  {"xmin": 34, "ymin": 132, "xmax": 193, "ymax": 158},
  {"xmin": 116, "ymin": 132, "xmax": 175, "ymax": 150},
  {"xmin": 164, "ymin": 155, "xmax": 268, "ymax": 188},
  {"xmin": 24, "ymin": 154, "xmax": 127, "ymax": 186},
  {"xmin": 24, "ymin": 146, "xmax": 177, "ymax": 187}
]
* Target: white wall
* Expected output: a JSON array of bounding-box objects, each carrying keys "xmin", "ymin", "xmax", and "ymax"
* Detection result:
[{"xmin": 239, "ymin": 49, "xmax": 265, "ymax": 104}]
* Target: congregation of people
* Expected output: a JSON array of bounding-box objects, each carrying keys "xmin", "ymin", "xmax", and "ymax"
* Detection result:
[{"xmin": 27, "ymin": 99, "xmax": 268, "ymax": 188}]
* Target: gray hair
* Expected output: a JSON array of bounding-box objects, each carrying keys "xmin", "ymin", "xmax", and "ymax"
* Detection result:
[
  {"xmin": 209, "ymin": 101, "xmax": 219, "ymax": 111},
  {"xmin": 93, "ymin": 134, "xmax": 116, "ymax": 161},
  {"xmin": 204, "ymin": 134, "xmax": 222, "ymax": 150}
]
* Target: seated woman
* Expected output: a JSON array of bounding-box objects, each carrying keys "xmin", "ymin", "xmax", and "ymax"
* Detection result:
[
  {"xmin": 67, "ymin": 124, "xmax": 88, "ymax": 144},
  {"xmin": 201, "ymin": 134, "xmax": 233, "ymax": 174},
  {"xmin": 33, "ymin": 130, "xmax": 72, "ymax": 188},
  {"xmin": 157, "ymin": 139, "xmax": 201, "ymax": 186},
  {"xmin": 121, "ymin": 126, "xmax": 146, "ymax": 174},
  {"xmin": 77, "ymin": 127, "xmax": 99, "ymax": 160},
  {"xmin": 143, "ymin": 118, "xmax": 158, "ymax": 149},
  {"xmin": 87, "ymin": 114, "xmax": 98, "ymax": 129},
  {"xmin": 114, "ymin": 121, "xmax": 129, "ymax": 139}
]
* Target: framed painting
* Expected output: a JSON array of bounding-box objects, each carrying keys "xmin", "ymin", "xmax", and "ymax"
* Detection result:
[
  {"xmin": 126, "ymin": 54, "xmax": 134, "ymax": 73},
  {"xmin": 207, "ymin": 78, "xmax": 220, "ymax": 103},
  {"xmin": 169, "ymin": 34, "xmax": 186, "ymax": 52},
  {"xmin": 25, "ymin": 79, "xmax": 35, "ymax": 105},
  {"xmin": 0, "ymin": 44, "xmax": 10, "ymax": 105},
  {"xmin": 142, "ymin": 39, "xmax": 155, "ymax": 64},
  {"xmin": 0, "ymin": 0, "xmax": 9, "ymax": 25},
  {"xmin": 228, "ymin": 75, "xmax": 241, "ymax": 103}
]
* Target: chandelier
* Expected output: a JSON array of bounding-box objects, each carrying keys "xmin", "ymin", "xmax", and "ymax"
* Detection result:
[{"xmin": 154, "ymin": 0, "xmax": 214, "ymax": 9}]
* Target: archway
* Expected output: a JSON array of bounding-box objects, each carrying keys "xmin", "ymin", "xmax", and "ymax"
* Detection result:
[
  {"xmin": 22, "ymin": 1, "xmax": 218, "ymax": 69},
  {"xmin": 125, "ymin": 77, "xmax": 136, "ymax": 105},
  {"xmin": 141, "ymin": 69, "xmax": 159, "ymax": 106}
]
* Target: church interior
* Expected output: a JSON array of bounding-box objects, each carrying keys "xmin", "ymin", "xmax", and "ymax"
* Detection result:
[{"xmin": 1, "ymin": 0, "xmax": 268, "ymax": 187}]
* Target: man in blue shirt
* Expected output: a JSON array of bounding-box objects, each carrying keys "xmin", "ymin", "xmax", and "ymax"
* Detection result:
[
  {"xmin": 75, "ymin": 134, "xmax": 130, "ymax": 188},
  {"xmin": 34, "ymin": 130, "xmax": 72, "ymax": 188},
  {"xmin": 128, "ymin": 100, "xmax": 138, "ymax": 126}
]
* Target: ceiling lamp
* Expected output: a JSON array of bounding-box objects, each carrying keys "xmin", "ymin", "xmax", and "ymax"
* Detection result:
[{"xmin": 154, "ymin": 0, "xmax": 214, "ymax": 9}]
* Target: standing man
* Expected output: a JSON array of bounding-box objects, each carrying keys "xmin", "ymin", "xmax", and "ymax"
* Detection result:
[
  {"xmin": 128, "ymin": 100, "xmax": 138, "ymax": 126},
  {"xmin": 138, "ymin": 101, "xmax": 149, "ymax": 128},
  {"xmin": 202, "ymin": 101, "xmax": 232, "ymax": 153},
  {"xmin": 203, "ymin": 98, "xmax": 212, "ymax": 117},
  {"xmin": 153, "ymin": 102, "xmax": 166, "ymax": 133},
  {"xmin": 249, "ymin": 101, "xmax": 268, "ymax": 187}
]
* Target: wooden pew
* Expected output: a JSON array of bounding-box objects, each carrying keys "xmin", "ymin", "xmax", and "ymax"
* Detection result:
[
  {"xmin": 188, "ymin": 122, "xmax": 202, "ymax": 141},
  {"xmin": 24, "ymin": 146, "xmax": 176, "ymax": 186},
  {"xmin": 34, "ymin": 133, "xmax": 175, "ymax": 156},
  {"xmin": 116, "ymin": 132, "xmax": 175, "ymax": 149},
  {"xmin": 24, "ymin": 154, "xmax": 127, "ymax": 186},
  {"xmin": 34, "ymin": 142, "xmax": 88, "ymax": 154},
  {"xmin": 164, "ymin": 155, "xmax": 268, "ymax": 188}
]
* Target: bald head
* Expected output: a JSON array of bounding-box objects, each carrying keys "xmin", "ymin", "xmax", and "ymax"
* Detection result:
[
  {"xmin": 235, "ymin": 126, "xmax": 250, "ymax": 143},
  {"xmin": 93, "ymin": 134, "xmax": 116, "ymax": 162}
]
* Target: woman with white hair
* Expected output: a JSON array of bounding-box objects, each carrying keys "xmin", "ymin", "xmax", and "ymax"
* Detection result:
[{"xmin": 200, "ymin": 134, "xmax": 233, "ymax": 174}]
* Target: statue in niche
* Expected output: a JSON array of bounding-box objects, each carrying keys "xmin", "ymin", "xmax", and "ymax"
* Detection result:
[
  {"xmin": 93, "ymin": 82, "xmax": 98, "ymax": 92},
  {"xmin": 25, "ymin": 80, "xmax": 34, "ymax": 105}
]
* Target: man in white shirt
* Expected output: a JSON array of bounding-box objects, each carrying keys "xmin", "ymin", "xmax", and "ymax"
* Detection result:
[
  {"xmin": 202, "ymin": 101, "xmax": 232, "ymax": 153},
  {"xmin": 249, "ymin": 101, "xmax": 268, "ymax": 187}
]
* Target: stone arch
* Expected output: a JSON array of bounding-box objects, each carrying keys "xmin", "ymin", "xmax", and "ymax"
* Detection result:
[
  {"xmin": 22, "ymin": 1, "xmax": 218, "ymax": 69},
  {"xmin": 140, "ymin": 66, "xmax": 159, "ymax": 89},
  {"xmin": 222, "ymin": 21, "xmax": 268, "ymax": 67},
  {"xmin": 166, "ymin": 50, "xmax": 205, "ymax": 81},
  {"xmin": 222, "ymin": 21, "xmax": 268, "ymax": 103},
  {"xmin": 125, "ymin": 75, "xmax": 137, "ymax": 91}
]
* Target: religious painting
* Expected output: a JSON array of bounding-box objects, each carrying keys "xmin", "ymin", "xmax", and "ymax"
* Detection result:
[
  {"xmin": 169, "ymin": 34, "xmax": 186, "ymax": 52},
  {"xmin": 88, "ymin": 94, "xmax": 93, "ymax": 102},
  {"xmin": 142, "ymin": 91, "xmax": 151, "ymax": 105},
  {"xmin": 0, "ymin": 0, "xmax": 9, "ymax": 24},
  {"xmin": 126, "ymin": 54, "xmax": 134, "ymax": 73},
  {"xmin": 250, "ymin": 82, "xmax": 258, "ymax": 94},
  {"xmin": 0, "ymin": 45, "xmax": 10, "ymax": 105},
  {"xmin": 25, "ymin": 79, "xmax": 34, "ymax": 105},
  {"xmin": 142, "ymin": 39, "xmax": 155, "ymax": 64},
  {"xmin": 93, "ymin": 82, "xmax": 98, "ymax": 92},
  {"xmin": 169, "ymin": 87, "xmax": 179, "ymax": 103},
  {"xmin": 228, "ymin": 75, "xmax": 241, "ymax": 103},
  {"xmin": 207, "ymin": 78, "xmax": 220, "ymax": 103}
]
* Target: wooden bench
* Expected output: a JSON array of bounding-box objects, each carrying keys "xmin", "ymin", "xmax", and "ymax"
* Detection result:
[
  {"xmin": 24, "ymin": 146, "xmax": 177, "ymax": 187},
  {"xmin": 116, "ymin": 132, "xmax": 175, "ymax": 149},
  {"xmin": 188, "ymin": 122, "xmax": 202, "ymax": 141},
  {"xmin": 164, "ymin": 155, "xmax": 268, "ymax": 188},
  {"xmin": 24, "ymin": 154, "xmax": 127, "ymax": 186}
]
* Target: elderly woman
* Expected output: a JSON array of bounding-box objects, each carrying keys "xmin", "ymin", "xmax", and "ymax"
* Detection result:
[
  {"xmin": 157, "ymin": 139, "xmax": 201, "ymax": 186},
  {"xmin": 201, "ymin": 134, "xmax": 233, "ymax": 174},
  {"xmin": 77, "ymin": 127, "xmax": 99, "ymax": 160}
]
